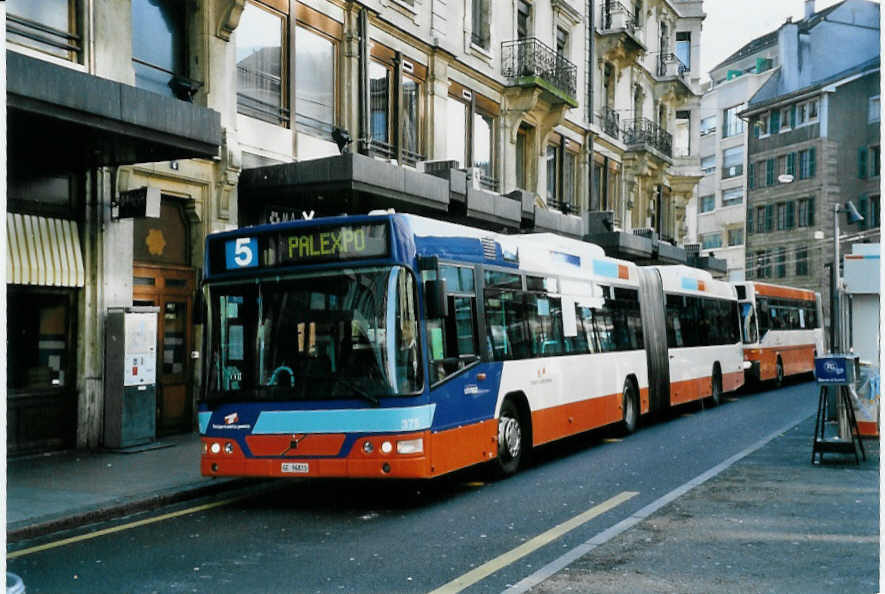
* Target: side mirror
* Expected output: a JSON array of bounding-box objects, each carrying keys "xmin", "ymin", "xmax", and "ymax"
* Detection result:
[{"xmin": 424, "ymin": 279, "xmax": 448, "ymax": 319}]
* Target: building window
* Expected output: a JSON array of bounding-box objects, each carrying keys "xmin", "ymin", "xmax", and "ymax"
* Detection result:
[
  {"xmin": 700, "ymin": 115, "xmax": 716, "ymax": 136},
  {"xmin": 755, "ymin": 206, "xmax": 766, "ymax": 234},
  {"xmin": 237, "ymin": 1, "xmax": 288, "ymax": 126},
  {"xmin": 701, "ymin": 155, "xmax": 716, "ymax": 175},
  {"xmin": 797, "ymin": 197, "xmax": 815, "ymax": 227},
  {"xmin": 723, "ymin": 105, "xmax": 744, "ymax": 138},
  {"xmin": 722, "ymin": 146, "xmax": 743, "ymax": 179},
  {"xmin": 545, "ymin": 137, "xmax": 579, "ymax": 213},
  {"xmin": 796, "ymin": 98, "xmax": 819, "ymax": 126},
  {"xmin": 516, "ymin": 125, "xmax": 529, "ymax": 190},
  {"xmin": 722, "ymin": 187, "xmax": 743, "ymax": 207},
  {"xmin": 517, "ymin": 1, "xmax": 531, "ymax": 40},
  {"xmin": 798, "ymin": 148, "xmax": 816, "ymax": 179},
  {"xmin": 676, "ymin": 32, "xmax": 691, "ymax": 69},
  {"xmin": 859, "ymin": 195, "xmax": 881, "ymax": 229},
  {"xmin": 776, "ymin": 247, "xmax": 787, "ymax": 278},
  {"xmin": 780, "ymin": 106, "xmax": 792, "ymax": 131},
  {"xmin": 869, "ymin": 96, "xmax": 880, "ymax": 123},
  {"xmin": 872, "ymin": 145, "xmax": 881, "ymax": 177},
  {"xmin": 132, "ymin": 0, "xmax": 189, "ymax": 100},
  {"xmin": 699, "ymin": 195, "xmax": 715, "ymax": 213},
  {"xmin": 701, "ymin": 233, "xmax": 722, "ymax": 249},
  {"xmin": 776, "ymin": 202, "xmax": 787, "ymax": 231},
  {"xmin": 7, "ymin": 0, "xmax": 81, "ymax": 62},
  {"xmin": 8, "ymin": 290, "xmax": 75, "ymax": 392},
  {"xmin": 294, "ymin": 25, "xmax": 336, "ymax": 138},
  {"xmin": 473, "ymin": 112, "xmax": 494, "ymax": 184},
  {"xmin": 446, "ymin": 95, "xmax": 469, "ymax": 168},
  {"xmin": 471, "ymin": 0, "xmax": 490, "ymax": 49},
  {"xmin": 556, "ymin": 27, "xmax": 569, "ymax": 58},
  {"xmin": 795, "ymin": 247, "xmax": 809, "ymax": 276},
  {"xmin": 370, "ymin": 61, "xmax": 393, "ymax": 147},
  {"xmin": 757, "ymin": 113, "xmax": 769, "ymax": 137},
  {"xmin": 727, "ymin": 228, "xmax": 743, "ymax": 246},
  {"xmin": 403, "ymin": 74, "xmax": 421, "ymax": 162}
]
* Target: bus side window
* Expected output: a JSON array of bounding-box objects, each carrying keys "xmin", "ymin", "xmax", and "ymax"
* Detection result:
[{"xmin": 428, "ymin": 295, "xmax": 478, "ymax": 384}]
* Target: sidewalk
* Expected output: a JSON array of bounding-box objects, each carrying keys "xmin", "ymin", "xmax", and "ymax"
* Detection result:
[
  {"xmin": 529, "ymin": 415, "xmax": 880, "ymax": 594},
  {"xmin": 6, "ymin": 432, "xmax": 262, "ymax": 542}
]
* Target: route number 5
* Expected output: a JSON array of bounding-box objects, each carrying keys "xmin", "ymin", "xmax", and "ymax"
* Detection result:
[{"xmin": 225, "ymin": 237, "xmax": 258, "ymax": 270}]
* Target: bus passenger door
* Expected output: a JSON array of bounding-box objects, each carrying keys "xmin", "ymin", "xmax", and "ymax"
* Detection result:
[{"xmin": 638, "ymin": 268, "xmax": 670, "ymax": 412}]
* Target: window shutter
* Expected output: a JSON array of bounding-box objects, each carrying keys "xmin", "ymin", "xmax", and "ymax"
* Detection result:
[
  {"xmin": 753, "ymin": 121, "xmax": 760, "ymax": 139},
  {"xmin": 808, "ymin": 197, "xmax": 815, "ymax": 226},
  {"xmin": 858, "ymin": 147, "xmax": 868, "ymax": 179},
  {"xmin": 786, "ymin": 201, "xmax": 795, "ymax": 228},
  {"xmin": 787, "ymin": 153, "xmax": 796, "ymax": 176},
  {"xmin": 747, "ymin": 206, "xmax": 754, "ymax": 234},
  {"xmin": 766, "ymin": 159, "xmax": 774, "ymax": 186},
  {"xmin": 748, "ymin": 163, "xmax": 755, "ymax": 189},
  {"xmin": 809, "ymin": 147, "xmax": 816, "ymax": 177},
  {"xmin": 858, "ymin": 195, "xmax": 868, "ymax": 230},
  {"xmin": 790, "ymin": 105, "xmax": 796, "ymax": 128},
  {"xmin": 770, "ymin": 110, "xmax": 780, "ymax": 134},
  {"xmin": 765, "ymin": 204, "xmax": 774, "ymax": 232}
]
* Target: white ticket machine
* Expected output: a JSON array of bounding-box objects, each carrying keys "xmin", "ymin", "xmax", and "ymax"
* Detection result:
[{"xmin": 104, "ymin": 306, "xmax": 159, "ymax": 448}]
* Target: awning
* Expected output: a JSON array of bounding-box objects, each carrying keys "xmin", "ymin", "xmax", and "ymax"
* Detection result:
[{"xmin": 7, "ymin": 214, "xmax": 85, "ymax": 287}]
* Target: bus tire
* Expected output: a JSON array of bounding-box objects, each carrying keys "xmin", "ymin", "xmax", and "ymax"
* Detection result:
[
  {"xmin": 709, "ymin": 365, "xmax": 723, "ymax": 407},
  {"xmin": 494, "ymin": 398, "xmax": 526, "ymax": 477},
  {"xmin": 619, "ymin": 378, "xmax": 639, "ymax": 435},
  {"xmin": 775, "ymin": 357, "xmax": 784, "ymax": 388}
]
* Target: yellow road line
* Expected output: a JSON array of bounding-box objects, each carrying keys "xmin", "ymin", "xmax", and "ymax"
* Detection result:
[
  {"xmin": 8, "ymin": 495, "xmax": 248, "ymax": 559},
  {"xmin": 428, "ymin": 490, "xmax": 638, "ymax": 594},
  {"xmin": 603, "ymin": 438, "xmax": 623, "ymax": 443}
]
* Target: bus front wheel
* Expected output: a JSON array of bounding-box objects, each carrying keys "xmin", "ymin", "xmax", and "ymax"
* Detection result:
[
  {"xmin": 709, "ymin": 366, "xmax": 723, "ymax": 407},
  {"xmin": 775, "ymin": 357, "xmax": 784, "ymax": 388},
  {"xmin": 495, "ymin": 399, "xmax": 525, "ymax": 477}
]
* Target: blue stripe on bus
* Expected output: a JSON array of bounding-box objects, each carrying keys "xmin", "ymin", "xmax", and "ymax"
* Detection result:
[
  {"xmin": 681, "ymin": 277, "xmax": 699, "ymax": 291},
  {"xmin": 551, "ymin": 251, "xmax": 581, "ymax": 267},
  {"xmin": 199, "ymin": 411, "xmax": 212, "ymax": 434},
  {"xmin": 252, "ymin": 404, "xmax": 437, "ymax": 434},
  {"xmin": 593, "ymin": 260, "xmax": 619, "ymax": 278}
]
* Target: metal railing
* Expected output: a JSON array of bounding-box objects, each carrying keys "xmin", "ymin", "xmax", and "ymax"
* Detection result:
[
  {"xmin": 657, "ymin": 53, "xmax": 689, "ymax": 79},
  {"xmin": 599, "ymin": 106, "xmax": 620, "ymax": 139},
  {"xmin": 622, "ymin": 118, "xmax": 672, "ymax": 157},
  {"xmin": 501, "ymin": 37, "xmax": 577, "ymax": 99},
  {"xmin": 600, "ymin": 1, "xmax": 636, "ymax": 35},
  {"xmin": 7, "ymin": 13, "xmax": 81, "ymax": 59},
  {"xmin": 547, "ymin": 198, "xmax": 578, "ymax": 215}
]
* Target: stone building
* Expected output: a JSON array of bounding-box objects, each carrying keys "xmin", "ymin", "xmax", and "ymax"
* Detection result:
[
  {"xmin": 5, "ymin": 0, "xmax": 715, "ymax": 455},
  {"xmin": 741, "ymin": 0, "xmax": 880, "ymax": 332}
]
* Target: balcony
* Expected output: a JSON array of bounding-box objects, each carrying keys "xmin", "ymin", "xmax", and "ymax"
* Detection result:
[
  {"xmin": 501, "ymin": 38, "xmax": 578, "ymax": 107},
  {"xmin": 599, "ymin": 105, "xmax": 620, "ymax": 140},
  {"xmin": 596, "ymin": 2, "xmax": 645, "ymax": 67},
  {"xmin": 655, "ymin": 53, "xmax": 695, "ymax": 97},
  {"xmin": 622, "ymin": 118, "xmax": 672, "ymax": 159}
]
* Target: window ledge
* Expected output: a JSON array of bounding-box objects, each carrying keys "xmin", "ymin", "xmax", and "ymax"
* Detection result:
[
  {"xmin": 467, "ymin": 41, "xmax": 494, "ymax": 64},
  {"xmin": 380, "ymin": 0, "xmax": 420, "ymax": 23}
]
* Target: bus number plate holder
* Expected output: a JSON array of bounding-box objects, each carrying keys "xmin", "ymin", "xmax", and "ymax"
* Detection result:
[{"xmin": 281, "ymin": 462, "xmax": 309, "ymax": 473}]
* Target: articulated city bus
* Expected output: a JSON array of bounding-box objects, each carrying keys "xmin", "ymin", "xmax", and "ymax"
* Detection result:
[
  {"xmin": 734, "ymin": 281, "xmax": 824, "ymax": 386},
  {"xmin": 199, "ymin": 213, "xmax": 743, "ymax": 479}
]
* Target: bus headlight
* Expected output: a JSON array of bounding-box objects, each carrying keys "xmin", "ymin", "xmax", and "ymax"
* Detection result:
[
  {"xmin": 363, "ymin": 441, "xmax": 374, "ymax": 454},
  {"xmin": 380, "ymin": 441, "xmax": 393, "ymax": 454},
  {"xmin": 224, "ymin": 442, "xmax": 234, "ymax": 454},
  {"xmin": 201, "ymin": 442, "xmax": 208, "ymax": 455},
  {"xmin": 210, "ymin": 442, "xmax": 221, "ymax": 455},
  {"xmin": 397, "ymin": 438, "xmax": 423, "ymax": 455}
]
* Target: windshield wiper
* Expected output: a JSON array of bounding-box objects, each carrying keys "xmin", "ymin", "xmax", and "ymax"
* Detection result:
[{"xmin": 333, "ymin": 376, "xmax": 380, "ymax": 406}]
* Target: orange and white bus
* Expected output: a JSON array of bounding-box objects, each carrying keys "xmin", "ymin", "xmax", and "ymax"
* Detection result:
[{"xmin": 734, "ymin": 282, "xmax": 824, "ymax": 386}]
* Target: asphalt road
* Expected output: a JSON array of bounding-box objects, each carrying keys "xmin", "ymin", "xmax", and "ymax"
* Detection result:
[{"xmin": 9, "ymin": 379, "xmax": 820, "ymax": 594}]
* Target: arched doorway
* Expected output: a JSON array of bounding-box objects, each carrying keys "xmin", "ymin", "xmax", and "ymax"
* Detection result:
[{"xmin": 132, "ymin": 196, "xmax": 195, "ymax": 434}]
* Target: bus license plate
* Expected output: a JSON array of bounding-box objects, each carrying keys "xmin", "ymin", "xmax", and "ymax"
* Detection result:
[{"xmin": 281, "ymin": 462, "xmax": 309, "ymax": 474}]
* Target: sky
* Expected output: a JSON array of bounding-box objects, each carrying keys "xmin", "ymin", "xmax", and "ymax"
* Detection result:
[{"xmin": 699, "ymin": 0, "xmax": 870, "ymax": 78}]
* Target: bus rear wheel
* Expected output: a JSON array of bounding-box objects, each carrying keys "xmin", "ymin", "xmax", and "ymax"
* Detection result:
[
  {"xmin": 709, "ymin": 366, "xmax": 723, "ymax": 407},
  {"xmin": 775, "ymin": 358, "xmax": 784, "ymax": 388},
  {"xmin": 620, "ymin": 379, "xmax": 638, "ymax": 435},
  {"xmin": 494, "ymin": 399, "xmax": 525, "ymax": 477}
]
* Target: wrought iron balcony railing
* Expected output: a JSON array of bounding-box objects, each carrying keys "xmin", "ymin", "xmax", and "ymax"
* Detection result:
[
  {"xmin": 600, "ymin": 1, "xmax": 636, "ymax": 35},
  {"xmin": 622, "ymin": 118, "xmax": 672, "ymax": 158},
  {"xmin": 599, "ymin": 106, "xmax": 620, "ymax": 139},
  {"xmin": 501, "ymin": 37, "xmax": 577, "ymax": 100},
  {"xmin": 657, "ymin": 53, "xmax": 689, "ymax": 80},
  {"xmin": 547, "ymin": 198, "xmax": 578, "ymax": 215}
]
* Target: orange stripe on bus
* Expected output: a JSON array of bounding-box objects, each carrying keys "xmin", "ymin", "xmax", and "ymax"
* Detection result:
[
  {"xmin": 752, "ymin": 282, "xmax": 816, "ymax": 301},
  {"xmin": 618, "ymin": 264, "xmax": 629, "ymax": 279},
  {"xmin": 531, "ymin": 393, "xmax": 622, "ymax": 445},
  {"xmin": 428, "ymin": 420, "xmax": 498, "ymax": 476},
  {"xmin": 697, "ymin": 280, "xmax": 706, "ymax": 291}
]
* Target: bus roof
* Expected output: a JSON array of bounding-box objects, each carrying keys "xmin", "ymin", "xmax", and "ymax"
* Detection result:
[
  {"xmin": 735, "ymin": 281, "xmax": 817, "ymax": 302},
  {"xmin": 654, "ymin": 265, "xmax": 736, "ymax": 300}
]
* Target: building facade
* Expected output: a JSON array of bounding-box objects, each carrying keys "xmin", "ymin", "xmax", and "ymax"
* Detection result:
[
  {"xmin": 691, "ymin": 29, "xmax": 779, "ymax": 280},
  {"xmin": 742, "ymin": 0, "xmax": 880, "ymax": 335},
  {"xmin": 6, "ymin": 0, "xmax": 715, "ymax": 455}
]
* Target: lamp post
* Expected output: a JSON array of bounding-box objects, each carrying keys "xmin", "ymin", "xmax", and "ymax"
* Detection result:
[{"xmin": 832, "ymin": 201, "xmax": 864, "ymax": 353}]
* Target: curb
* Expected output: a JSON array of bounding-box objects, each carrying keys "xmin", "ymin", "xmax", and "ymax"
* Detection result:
[{"xmin": 7, "ymin": 477, "xmax": 268, "ymax": 543}]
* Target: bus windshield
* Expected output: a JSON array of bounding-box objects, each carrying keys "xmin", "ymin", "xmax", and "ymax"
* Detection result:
[{"xmin": 204, "ymin": 266, "xmax": 422, "ymax": 404}]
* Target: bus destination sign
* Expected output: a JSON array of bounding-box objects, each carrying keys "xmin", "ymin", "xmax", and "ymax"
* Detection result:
[
  {"xmin": 278, "ymin": 224, "xmax": 387, "ymax": 264},
  {"xmin": 221, "ymin": 223, "xmax": 389, "ymax": 272}
]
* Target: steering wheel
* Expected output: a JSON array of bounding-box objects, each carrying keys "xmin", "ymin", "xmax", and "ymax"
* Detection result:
[{"xmin": 269, "ymin": 365, "xmax": 295, "ymax": 387}]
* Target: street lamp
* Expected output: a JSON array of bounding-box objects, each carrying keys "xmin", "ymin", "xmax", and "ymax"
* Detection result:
[{"xmin": 831, "ymin": 201, "xmax": 864, "ymax": 353}]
